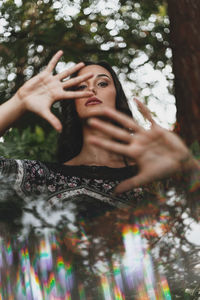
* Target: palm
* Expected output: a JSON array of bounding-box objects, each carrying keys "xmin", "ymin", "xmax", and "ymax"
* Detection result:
[
  {"xmin": 88, "ymin": 100, "xmax": 194, "ymax": 193},
  {"xmin": 16, "ymin": 51, "xmax": 93, "ymax": 131}
]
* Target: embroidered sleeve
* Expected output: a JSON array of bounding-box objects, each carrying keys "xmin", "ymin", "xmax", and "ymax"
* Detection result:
[
  {"xmin": 0, "ymin": 156, "xmax": 21, "ymax": 201},
  {"xmin": 19, "ymin": 160, "xmax": 47, "ymax": 195},
  {"xmin": 0, "ymin": 156, "xmax": 18, "ymax": 179},
  {"xmin": 0, "ymin": 157, "xmax": 48, "ymax": 197}
]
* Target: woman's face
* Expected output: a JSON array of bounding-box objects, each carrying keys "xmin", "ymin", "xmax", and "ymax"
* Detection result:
[{"xmin": 74, "ymin": 65, "xmax": 116, "ymax": 119}]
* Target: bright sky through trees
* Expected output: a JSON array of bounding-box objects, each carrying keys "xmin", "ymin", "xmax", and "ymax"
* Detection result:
[
  {"xmin": 50, "ymin": 0, "xmax": 176, "ymax": 129},
  {"xmin": 0, "ymin": 0, "xmax": 176, "ymax": 129}
]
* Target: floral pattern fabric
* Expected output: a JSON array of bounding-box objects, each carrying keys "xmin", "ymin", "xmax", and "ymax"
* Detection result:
[{"xmin": 0, "ymin": 157, "xmax": 144, "ymax": 209}]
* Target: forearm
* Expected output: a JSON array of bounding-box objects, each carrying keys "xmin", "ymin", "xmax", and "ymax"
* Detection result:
[{"xmin": 0, "ymin": 93, "xmax": 26, "ymax": 136}]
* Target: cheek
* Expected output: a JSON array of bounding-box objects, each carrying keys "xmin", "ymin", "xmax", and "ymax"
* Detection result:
[
  {"xmin": 75, "ymin": 99, "xmax": 82, "ymax": 110},
  {"xmin": 106, "ymin": 88, "xmax": 116, "ymax": 106},
  {"xmin": 75, "ymin": 98, "xmax": 86, "ymax": 118}
]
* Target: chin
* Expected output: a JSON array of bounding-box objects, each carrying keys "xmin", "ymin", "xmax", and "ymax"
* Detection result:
[
  {"xmin": 78, "ymin": 107, "xmax": 104, "ymax": 119},
  {"xmin": 77, "ymin": 103, "xmax": 116, "ymax": 120}
]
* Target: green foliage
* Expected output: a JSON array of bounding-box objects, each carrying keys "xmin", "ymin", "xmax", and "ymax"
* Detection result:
[
  {"xmin": 0, "ymin": 0, "xmax": 170, "ymax": 160},
  {"xmin": 0, "ymin": 126, "xmax": 58, "ymax": 161},
  {"xmin": 0, "ymin": 0, "xmax": 169, "ymax": 103}
]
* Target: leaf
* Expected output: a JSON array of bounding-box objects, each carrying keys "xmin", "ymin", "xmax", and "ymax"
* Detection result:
[{"xmin": 35, "ymin": 126, "xmax": 45, "ymax": 143}]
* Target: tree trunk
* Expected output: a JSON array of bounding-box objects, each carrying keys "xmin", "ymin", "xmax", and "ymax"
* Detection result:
[{"xmin": 167, "ymin": 0, "xmax": 200, "ymax": 146}]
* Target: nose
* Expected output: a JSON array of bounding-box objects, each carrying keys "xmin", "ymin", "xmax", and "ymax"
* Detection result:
[{"xmin": 88, "ymin": 85, "xmax": 96, "ymax": 94}]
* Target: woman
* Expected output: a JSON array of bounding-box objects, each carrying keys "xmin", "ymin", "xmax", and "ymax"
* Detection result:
[
  {"xmin": 0, "ymin": 50, "xmax": 199, "ymax": 198},
  {"xmin": 0, "ymin": 50, "xmax": 140, "ymax": 211},
  {"xmin": 56, "ymin": 60, "xmax": 133, "ymax": 165},
  {"xmin": 0, "ymin": 51, "xmax": 199, "ymax": 299}
]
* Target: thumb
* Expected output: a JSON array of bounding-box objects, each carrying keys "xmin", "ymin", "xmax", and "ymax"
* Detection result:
[
  {"xmin": 42, "ymin": 110, "xmax": 62, "ymax": 132},
  {"xmin": 114, "ymin": 174, "xmax": 149, "ymax": 194}
]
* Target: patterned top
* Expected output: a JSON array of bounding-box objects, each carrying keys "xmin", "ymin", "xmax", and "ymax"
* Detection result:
[{"xmin": 0, "ymin": 157, "xmax": 144, "ymax": 215}]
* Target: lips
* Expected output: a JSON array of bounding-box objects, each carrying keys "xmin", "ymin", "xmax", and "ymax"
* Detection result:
[{"xmin": 85, "ymin": 97, "xmax": 102, "ymax": 106}]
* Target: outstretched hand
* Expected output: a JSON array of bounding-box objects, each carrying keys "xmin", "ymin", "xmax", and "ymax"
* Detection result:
[
  {"xmin": 16, "ymin": 50, "xmax": 93, "ymax": 132},
  {"xmin": 88, "ymin": 99, "xmax": 199, "ymax": 193}
]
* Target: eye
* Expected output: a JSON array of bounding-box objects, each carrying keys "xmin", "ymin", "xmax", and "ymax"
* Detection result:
[
  {"xmin": 98, "ymin": 81, "xmax": 108, "ymax": 88},
  {"xmin": 75, "ymin": 84, "xmax": 87, "ymax": 91}
]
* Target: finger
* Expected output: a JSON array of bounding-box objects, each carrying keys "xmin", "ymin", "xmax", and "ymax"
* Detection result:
[
  {"xmin": 88, "ymin": 136, "xmax": 130, "ymax": 156},
  {"xmin": 62, "ymin": 72, "xmax": 93, "ymax": 89},
  {"xmin": 114, "ymin": 173, "xmax": 151, "ymax": 194},
  {"xmin": 114, "ymin": 177, "xmax": 136, "ymax": 194},
  {"xmin": 46, "ymin": 50, "xmax": 63, "ymax": 73},
  {"xmin": 96, "ymin": 107, "xmax": 144, "ymax": 134},
  {"xmin": 134, "ymin": 98, "xmax": 155, "ymax": 125},
  {"xmin": 41, "ymin": 110, "xmax": 62, "ymax": 132},
  {"xmin": 88, "ymin": 118, "xmax": 132, "ymax": 143},
  {"xmin": 57, "ymin": 62, "xmax": 85, "ymax": 80},
  {"xmin": 61, "ymin": 90, "xmax": 93, "ymax": 99}
]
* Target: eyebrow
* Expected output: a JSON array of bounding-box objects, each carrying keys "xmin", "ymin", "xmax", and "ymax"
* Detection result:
[
  {"xmin": 96, "ymin": 74, "xmax": 110, "ymax": 79},
  {"xmin": 77, "ymin": 73, "xmax": 110, "ymax": 86}
]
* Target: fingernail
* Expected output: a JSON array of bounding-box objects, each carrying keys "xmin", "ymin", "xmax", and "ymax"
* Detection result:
[{"xmin": 56, "ymin": 126, "xmax": 62, "ymax": 133}]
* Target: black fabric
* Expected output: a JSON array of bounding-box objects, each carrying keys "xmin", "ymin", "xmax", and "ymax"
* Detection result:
[{"xmin": 44, "ymin": 163, "xmax": 138, "ymax": 180}]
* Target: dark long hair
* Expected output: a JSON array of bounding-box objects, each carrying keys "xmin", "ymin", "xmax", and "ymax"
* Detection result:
[{"xmin": 57, "ymin": 61, "xmax": 132, "ymax": 163}]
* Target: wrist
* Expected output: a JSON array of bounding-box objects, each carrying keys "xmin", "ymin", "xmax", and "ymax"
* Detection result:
[
  {"xmin": 179, "ymin": 154, "xmax": 200, "ymax": 193},
  {"xmin": 180, "ymin": 153, "xmax": 200, "ymax": 172},
  {"xmin": 11, "ymin": 90, "xmax": 27, "ymax": 114}
]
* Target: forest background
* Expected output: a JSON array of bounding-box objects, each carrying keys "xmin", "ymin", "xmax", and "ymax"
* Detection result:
[
  {"xmin": 0, "ymin": 0, "xmax": 199, "ymax": 162},
  {"xmin": 0, "ymin": 2, "xmax": 200, "ymax": 298}
]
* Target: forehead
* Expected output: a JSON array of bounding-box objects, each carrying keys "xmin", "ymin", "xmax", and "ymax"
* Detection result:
[{"xmin": 78, "ymin": 64, "xmax": 112, "ymax": 78}]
